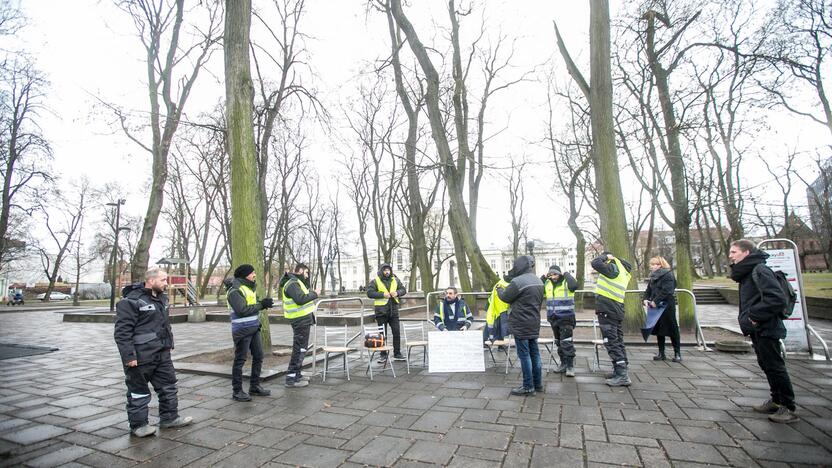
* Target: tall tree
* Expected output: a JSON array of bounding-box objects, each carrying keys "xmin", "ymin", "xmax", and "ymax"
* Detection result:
[
  {"xmin": 225, "ymin": 0, "xmax": 269, "ymax": 348},
  {"xmin": 114, "ymin": 0, "xmax": 221, "ymax": 281},
  {"xmin": 555, "ymin": 0, "xmax": 640, "ymax": 329}
]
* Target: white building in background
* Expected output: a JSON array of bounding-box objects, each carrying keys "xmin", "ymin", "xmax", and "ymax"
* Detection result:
[{"xmin": 336, "ymin": 240, "xmax": 577, "ymax": 293}]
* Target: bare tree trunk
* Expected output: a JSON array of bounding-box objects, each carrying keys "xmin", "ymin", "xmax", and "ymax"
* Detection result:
[{"xmin": 225, "ymin": 0, "xmax": 269, "ymax": 349}]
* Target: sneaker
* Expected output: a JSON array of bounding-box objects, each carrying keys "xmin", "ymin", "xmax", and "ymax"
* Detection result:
[
  {"xmin": 752, "ymin": 399, "xmax": 780, "ymax": 414},
  {"xmin": 232, "ymin": 390, "xmax": 252, "ymax": 402},
  {"xmin": 565, "ymin": 366, "xmax": 575, "ymax": 377},
  {"xmin": 652, "ymin": 354, "xmax": 666, "ymax": 361},
  {"xmin": 534, "ymin": 385, "xmax": 544, "ymax": 393},
  {"xmin": 376, "ymin": 354, "xmax": 388, "ymax": 364},
  {"xmin": 510, "ymin": 386, "xmax": 535, "ymax": 396},
  {"xmin": 671, "ymin": 352, "xmax": 682, "ymax": 363},
  {"xmin": 249, "ymin": 385, "xmax": 271, "ymax": 396},
  {"xmin": 393, "ymin": 353, "xmax": 407, "ymax": 361},
  {"xmin": 552, "ymin": 362, "xmax": 568, "ymax": 374},
  {"xmin": 131, "ymin": 424, "xmax": 158, "ymax": 437},
  {"xmin": 768, "ymin": 406, "xmax": 798, "ymax": 424},
  {"xmin": 285, "ymin": 378, "xmax": 309, "ymax": 388},
  {"xmin": 297, "ymin": 374, "xmax": 310, "ymax": 383},
  {"xmin": 159, "ymin": 416, "xmax": 193, "ymax": 429}
]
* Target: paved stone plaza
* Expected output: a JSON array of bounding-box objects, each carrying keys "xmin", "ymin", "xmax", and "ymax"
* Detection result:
[{"xmin": 1, "ymin": 310, "xmax": 831, "ymax": 467}]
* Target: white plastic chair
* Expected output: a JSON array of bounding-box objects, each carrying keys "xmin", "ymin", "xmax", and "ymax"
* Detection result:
[
  {"xmin": 363, "ymin": 324, "xmax": 396, "ymax": 380},
  {"xmin": 402, "ymin": 322, "xmax": 428, "ymax": 374},
  {"xmin": 538, "ymin": 320, "xmax": 558, "ymax": 372},
  {"xmin": 322, "ymin": 325, "xmax": 354, "ymax": 382}
]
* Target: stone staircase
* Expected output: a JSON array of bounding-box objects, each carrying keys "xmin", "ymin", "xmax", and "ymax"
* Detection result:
[{"xmin": 691, "ymin": 287, "xmax": 729, "ymax": 305}]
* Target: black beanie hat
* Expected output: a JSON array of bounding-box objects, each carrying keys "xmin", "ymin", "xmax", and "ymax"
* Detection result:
[
  {"xmin": 234, "ymin": 264, "xmax": 255, "ymax": 279},
  {"xmin": 548, "ymin": 265, "xmax": 562, "ymax": 275}
]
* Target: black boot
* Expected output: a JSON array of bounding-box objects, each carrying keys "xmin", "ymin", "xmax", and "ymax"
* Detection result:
[
  {"xmin": 605, "ymin": 365, "xmax": 632, "ymax": 387},
  {"xmin": 510, "ymin": 386, "xmax": 535, "ymax": 396},
  {"xmin": 671, "ymin": 350, "xmax": 682, "ymax": 363},
  {"xmin": 652, "ymin": 353, "xmax": 666, "ymax": 361},
  {"xmin": 565, "ymin": 357, "xmax": 575, "ymax": 377},
  {"xmin": 232, "ymin": 389, "xmax": 252, "ymax": 402},
  {"xmin": 249, "ymin": 384, "xmax": 271, "ymax": 396}
]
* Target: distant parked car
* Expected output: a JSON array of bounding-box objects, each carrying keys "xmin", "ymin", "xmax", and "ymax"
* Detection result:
[{"xmin": 36, "ymin": 292, "xmax": 72, "ymax": 301}]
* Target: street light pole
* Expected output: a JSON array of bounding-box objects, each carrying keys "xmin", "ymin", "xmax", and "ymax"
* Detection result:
[{"xmin": 107, "ymin": 199, "xmax": 126, "ymax": 312}]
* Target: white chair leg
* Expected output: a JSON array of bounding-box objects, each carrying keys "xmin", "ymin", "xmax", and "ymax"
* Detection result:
[{"xmin": 323, "ymin": 352, "xmax": 328, "ymax": 382}]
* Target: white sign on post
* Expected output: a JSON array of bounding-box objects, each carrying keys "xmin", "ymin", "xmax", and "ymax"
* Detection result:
[
  {"xmin": 763, "ymin": 249, "xmax": 809, "ymax": 352},
  {"xmin": 428, "ymin": 330, "xmax": 486, "ymax": 373}
]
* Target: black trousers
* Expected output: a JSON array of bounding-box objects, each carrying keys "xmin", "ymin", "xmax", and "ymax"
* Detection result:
[
  {"xmin": 231, "ymin": 329, "xmax": 263, "ymax": 392},
  {"xmin": 657, "ymin": 335, "xmax": 680, "ymax": 356},
  {"xmin": 123, "ymin": 351, "xmax": 178, "ymax": 429},
  {"xmin": 376, "ymin": 313, "xmax": 401, "ymax": 355},
  {"xmin": 548, "ymin": 315, "xmax": 576, "ymax": 360},
  {"xmin": 597, "ymin": 312, "xmax": 628, "ymax": 367},
  {"xmin": 751, "ymin": 334, "xmax": 796, "ymax": 411},
  {"xmin": 288, "ymin": 319, "xmax": 312, "ymax": 377}
]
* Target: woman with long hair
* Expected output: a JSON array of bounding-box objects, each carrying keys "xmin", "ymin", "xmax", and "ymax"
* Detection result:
[{"xmin": 643, "ymin": 256, "xmax": 681, "ymax": 362}]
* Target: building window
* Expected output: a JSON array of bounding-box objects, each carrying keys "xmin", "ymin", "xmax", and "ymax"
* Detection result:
[
  {"xmin": 396, "ymin": 251, "xmax": 403, "ymax": 270},
  {"xmin": 490, "ymin": 259, "xmax": 496, "ymax": 269},
  {"xmin": 352, "ymin": 265, "xmax": 357, "ymax": 275}
]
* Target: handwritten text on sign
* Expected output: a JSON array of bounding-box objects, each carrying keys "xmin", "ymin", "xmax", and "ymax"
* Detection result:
[{"xmin": 428, "ymin": 330, "xmax": 486, "ymax": 373}]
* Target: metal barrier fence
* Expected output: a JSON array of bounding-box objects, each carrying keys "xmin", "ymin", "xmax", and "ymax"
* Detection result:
[
  {"xmin": 425, "ymin": 288, "xmax": 709, "ymax": 350},
  {"xmin": 309, "ymin": 297, "xmax": 366, "ymax": 377}
]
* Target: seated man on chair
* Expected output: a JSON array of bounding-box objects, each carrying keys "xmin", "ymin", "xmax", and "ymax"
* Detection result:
[{"xmin": 433, "ymin": 287, "xmax": 473, "ymax": 331}]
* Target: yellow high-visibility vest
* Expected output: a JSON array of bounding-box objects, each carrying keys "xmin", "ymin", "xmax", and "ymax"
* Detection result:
[
  {"xmin": 374, "ymin": 276, "xmax": 399, "ymax": 306},
  {"xmin": 282, "ymin": 279, "xmax": 315, "ymax": 319},
  {"xmin": 594, "ymin": 258, "xmax": 631, "ymax": 304},
  {"xmin": 486, "ymin": 279, "xmax": 510, "ymax": 327}
]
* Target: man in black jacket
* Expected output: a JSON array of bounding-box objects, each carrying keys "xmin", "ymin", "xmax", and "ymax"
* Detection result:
[
  {"xmin": 225, "ymin": 264, "xmax": 274, "ymax": 401},
  {"xmin": 543, "ymin": 265, "xmax": 579, "ymax": 376},
  {"xmin": 729, "ymin": 239, "xmax": 797, "ymax": 423},
  {"xmin": 591, "ymin": 251, "xmax": 633, "ymax": 387},
  {"xmin": 114, "ymin": 268, "xmax": 193, "ymax": 437},
  {"xmin": 279, "ymin": 264, "xmax": 319, "ymax": 388},
  {"xmin": 366, "ymin": 263, "xmax": 407, "ymax": 361},
  {"xmin": 498, "ymin": 255, "xmax": 545, "ymax": 396}
]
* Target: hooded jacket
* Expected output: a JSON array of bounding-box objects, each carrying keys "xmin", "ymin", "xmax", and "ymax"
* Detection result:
[
  {"xmin": 224, "ymin": 277, "xmax": 263, "ymax": 336},
  {"xmin": 590, "ymin": 253, "xmax": 633, "ymax": 320},
  {"xmin": 366, "ymin": 263, "xmax": 407, "ymax": 317},
  {"xmin": 114, "ymin": 283, "xmax": 173, "ymax": 365},
  {"xmin": 279, "ymin": 272, "xmax": 318, "ymax": 324},
  {"xmin": 433, "ymin": 296, "xmax": 473, "ymax": 331},
  {"xmin": 730, "ymin": 249, "xmax": 787, "ymax": 338},
  {"xmin": 497, "ymin": 256, "xmax": 545, "ymax": 339}
]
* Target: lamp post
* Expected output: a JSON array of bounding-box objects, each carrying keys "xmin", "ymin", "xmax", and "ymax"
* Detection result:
[{"xmin": 107, "ymin": 199, "xmax": 126, "ymax": 312}]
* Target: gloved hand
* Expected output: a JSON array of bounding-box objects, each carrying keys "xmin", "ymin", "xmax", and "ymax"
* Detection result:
[{"xmin": 260, "ymin": 297, "xmax": 274, "ymax": 309}]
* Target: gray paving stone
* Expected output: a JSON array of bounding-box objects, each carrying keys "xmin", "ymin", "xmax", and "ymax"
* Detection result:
[
  {"xmin": 143, "ymin": 443, "xmax": 212, "ymax": 468},
  {"xmin": 739, "ymin": 440, "xmax": 832, "ymax": 465},
  {"xmin": 447, "ymin": 454, "xmax": 493, "ymax": 468},
  {"xmin": 530, "ymin": 445, "xmax": 584, "ymax": 468},
  {"xmin": 675, "ymin": 424, "xmax": 737, "ymax": 446},
  {"xmin": 0, "ymin": 423, "xmax": 71, "ymax": 445},
  {"xmin": 349, "ymin": 435, "xmax": 412, "ymax": 466},
  {"xmin": 513, "ymin": 426, "xmax": 557, "ymax": 445},
  {"xmin": 115, "ymin": 437, "xmax": 182, "ymax": 462},
  {"xmin": 401, "ymin": 440, "xmax": 457, "ymax": 465},
  {"xmin": 24, "ymin": 444, "xmax": 93, "ymax": 467},
  {"xmin": 275, "ymin": 443, "xmax": 351, "ymax": 467},
  {"xmin": 301, "ymin": 411, "xmax": 359, "ymax": 430},
  {"xmin": 409, "ymin": 410, "xmax": 459, "ymax": 433},
  {"xmin": 586, "ymin": 441, "xmax": 640, "ymax": 465},
  {"xmin": 605, "ymin": 420, "xmax": 680, "ymax": 440},
  {"xmin": 175, "ymin": 426, "xmax": 247, "ymax": 450},
  {"xmin": 637, "ymin": 446, "xmax": 671, "ymax": 467},
  {"xmin": 209, "ymin": 445, "xmax": 282, "ymax": 468},
  {"xmin": 443, "ymin": 427, "xmax": 511, "ymax": 450},
  {"xmin": 661, "ymin": 440, "xmax": 727, "ymax": 464}
]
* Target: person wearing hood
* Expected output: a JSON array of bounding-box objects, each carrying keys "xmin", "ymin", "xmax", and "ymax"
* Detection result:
[
  {"xmin": 543, "ymin": 265, "xmax": 578, "ymax": 376},
  {"xmin": 729, "ymin": 239, "xmax": 797, "ymax": 424},
  {"xmin": 591, "ymin": 251, "xmax": 634, "ymax": 387},
  {"xmin": 642, "ymin": 256, "xmax": 680, "ymax": 362},
  {"xmin": 497, "ymin": 255, "xmax": 545, "ymax": 396},
  {"xmin": 366, "ymin": 263, "xmax": 407, "ymax": 361},
  {"xmin": 433, "ymin": 287, "xmax": 473, "ymax": 331},
  {"xmin": 225, "ymin": 264, "xmax": 274, "ymax": 401},
  {"xmin": 114, "ymin": 268, "xmax": 193, "ymax": 437},
  {"xmin": 280, "ymin": 263, "xmax": 319, "ymax": 388}
]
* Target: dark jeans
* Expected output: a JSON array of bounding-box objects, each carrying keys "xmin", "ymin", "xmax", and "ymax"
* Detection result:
[
  {"xmin": 515, "ymin": 338, "xmax": 542, "ymax": 390},
  {"xmin": 751, "ymin": 334, "xmax": 796, "ymax": 411},
  {"xmin": 123, "ymin": 350, "xmax": 179, "ymax": 429},
  {"xmin": 597, "ymin": 312, "xmax": 628, "ymax": 367},
  {"xmin": 231, "ymin": 329, "xmax": 263, "ymax": 392},
  {"xmin": 288, "ymin": 318, "xmax": 312, "ymax": 378},
  {"xmin": 376, "ymin": 314, "xmax": 401, "ymax": 355}
]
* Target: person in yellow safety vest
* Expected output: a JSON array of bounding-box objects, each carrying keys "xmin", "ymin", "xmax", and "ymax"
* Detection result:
[
  {"xmin": 225, "ymin": 264, "xmax": 275, "ymax": 401},
  {"xmin": 433, "ymin": 287, "xmax": 473, "ymax": 331},
  {"xmin": 278, "ymin": 263, "xmax": 319, "ymax": 388},
  {"xmin": 543, "ymin": 265, "xmax": 578, "ymax": 377},
  {"xmin": 366, "ymin": 263, "xmax": 407, "ymax": 362},
  {"xmin": 591, "ymin": 251, "xmax": 634, "ymax": 387},
  {"xmin": 484, "ymin": 278, "xmax": 510, "ymax": 343}
]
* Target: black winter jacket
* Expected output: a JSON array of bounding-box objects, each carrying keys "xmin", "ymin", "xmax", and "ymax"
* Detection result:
[
  {"xmin": 730, "ymin": 250, "xmax": 787, "ymax": 338},
  {"xmin": 279, "ymin": 272, "xmax": 318, "ymax": 325},
  {"xmin": 591, "ymin": 254, "xmax": 633, "ymax": 321},
  {"xmin": 366, "ymin": 263, "xmax": 407, "ymax": 317},
  {"xmin": 498, "ymin": 256, "xmax": 545, "ymax": 339},
  {"xmin": 224, "ymin": 277, "xmax": 263, "ymax": 336},
  {"xmin": 114, "ymin": 283, "xmax": 173, "ymax": 365},
  {"xmin": 643, "ymin": 268, "xmax": 678, "ymax": 337}
]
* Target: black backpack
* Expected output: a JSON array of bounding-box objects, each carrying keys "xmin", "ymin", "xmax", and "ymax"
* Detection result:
[{"xmin": 751, "ymin": 264, "xmax": 798, "ymax": 319}]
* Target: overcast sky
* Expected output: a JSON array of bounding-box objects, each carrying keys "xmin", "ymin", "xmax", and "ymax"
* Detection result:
[{"xmin": 7, "ymin": 0, "xmax": 829, "ymax": 282}]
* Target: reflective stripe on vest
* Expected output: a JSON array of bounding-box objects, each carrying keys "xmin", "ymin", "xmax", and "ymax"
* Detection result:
[
  {"xmin": 486, "ymin": 280, "xmax": 510, "ymax": 327},
  {"xmin": 547, "ymin": 279, "xmax": 575, "ymax": 314},
  {"xmin": 594, "ymin": 258, "xmax": 632, "ymax": 303},
  {"xmin": 282, "ymin": 279, "xmax": 315, "ymax": 319},
  {"xmin": 436, "ymin": 301, "xmax": 467, "ymax": 324},
  {"xmin": 228, "ymin": 284, "xmax": 259, "ymax": 323},
  {"xmin": 374, "ymin": 277, "xmax": 399, "ymax": 306}
]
